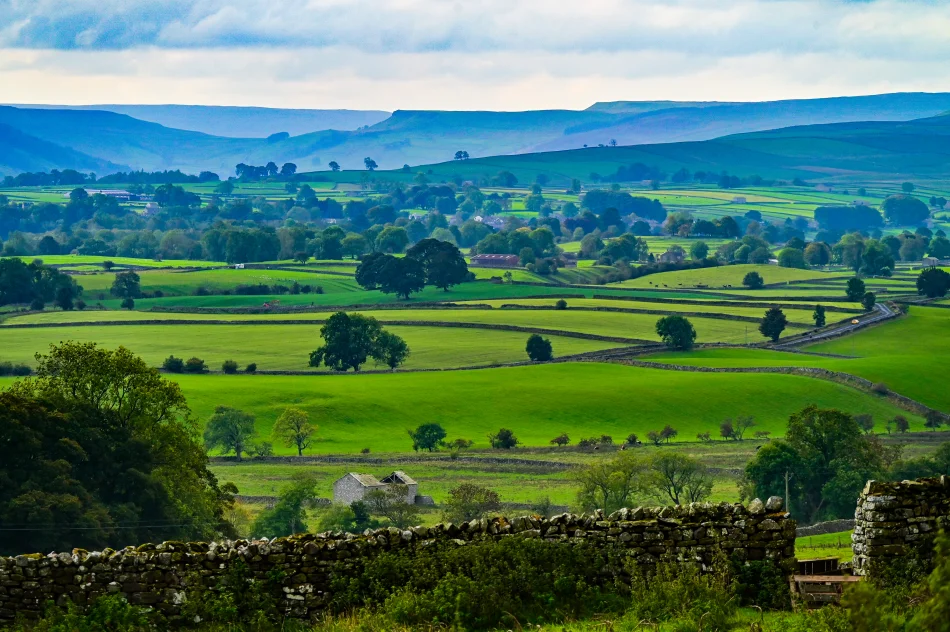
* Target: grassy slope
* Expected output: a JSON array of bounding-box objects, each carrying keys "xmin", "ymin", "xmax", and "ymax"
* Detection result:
[
  {"xmin": 0, "ymin": 363, "xmax": 909, "ymax": 454},
  {"xmin": 614, "ymin": 264, "xmax": 833, "ymax": 289},
  {"xmin": 646, "ymin": 306, "xmax": 950, "ymax": 413},
  {"xmin": 0, "ymin": 324, "xmax": 621, "ymax": 371}
]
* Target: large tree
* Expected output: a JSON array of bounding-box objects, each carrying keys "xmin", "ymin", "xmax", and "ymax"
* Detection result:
[
  {"xmin": 917, "ymin": 267, "xmax": 950, "ymax": 298},
  {"xmin": 372, "ymin": 330, "xmax": 410, "ymax": 370},
  {"xmin": 655, "ymin": 315, "xmax": 697, "ymax": 350},
  {"xmin": 2, "ymin": 343, "xmax": 236, "ymax": 555},
  {"xmin": 882, "ymin": 194, "xmax": 930, "ymax": 225},
  {"xmin": 406, "ymin": 238, "xmax": 471, "ymax": 291},
  {"xmin": 649, "ymin": 453, "xmax": 713, "ymax": 505},
  {"xmin": 110, "ymin": 270, "xmax": 141, "ymax": 299},
  {"xmin": 309, "ymin": 312, "xmax": 383, "ymax": 372},
  {"xmin": 408, "ymin": 423, "xmax": 447, "ymax": 452},
  {"xmin": 759, "ymin": 307, "xmax": 788, "ymax": 342},
  {"xmin": 442, "ymin": 484, "xmax": 501, "ymax": 523},
  {"xmin": 203, "ymin": 406, "xmax": 258, "ymax": 461},
  {"xmin": 573, "ymin": 452, "xmax": 648, "ymax": 514}
]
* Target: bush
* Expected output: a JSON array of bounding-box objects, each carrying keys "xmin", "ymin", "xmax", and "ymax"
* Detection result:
[
  {"xmin": 731, "ymin": 558, "xmax": 791, "ymax": 610},
  {"xmin": 0, "ymin": 362, "xmax": 31, "ymax": 376},
  {"xmin": 120, "ymin": 297, "xmax": 134, "ymax": 310},
  {"xmin": 184, "ymin": 357, "xmax": 206, "ymax": 373},
  {"xmin": 330, "ymin": 538, "xmax": 625, "ymax": 629},
  {"xmin": 871, "ymin": 382, "xmax": 889, "ymax": 395},
  {"xmin": 743, "ymin": 271, "xmax": 764, "ymax": 289},
  {"xmin": 554, "ymin": 298, "xmax": 568, "ymax": 310},
  {"xmin": 245, "ymin": 362, "xmax": 258, "ymax": 373},
  {"xmin": 75, "ymin": 299, "xmax": 86, "ymax": 310},
  {"xmin": 16, "ymin": 594, "xmax": 159, "ymax": 632},
  {"xmin": 525, "ymin": 334, "xmax": 553, "ymax": 361},
  {"xmin": 30, "ymin": 298, "xmax": 45, "ymax": 311},
  {"xmin": 626, "ymin": 559, "xmax": 736, "ymax": 629},
  {"xmin": 250, "ymin": 442, "xmax": 273, "ymax": 458},
  {"xmin": 360, "ymin": 447, "xmax": 371, "ymax": 454},
  {"xmin": 162, "ymin": 355, "xmax": 184, "ymax": 373},
  {"xmin": 222, "ymin": 359, "xmax": 239, "ymax": 374}
]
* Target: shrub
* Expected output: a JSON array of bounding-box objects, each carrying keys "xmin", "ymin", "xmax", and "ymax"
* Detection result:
[
  {"xmin": 599, "ymin": 434, "xmax": 614, "ymax": 445},
  {"xmin": 554, "ymin": 299, "xmax": 568, "ymax": 310},
  {"xmin": 120, "ymin": 297, "xmax": 134, "ymax": 310},
  {"xmin": 222, "ymin": 360, "xmax": 239, "ymax": 374},
  {"xmin": 871, "ymin": 382, "xmax": 889, "ymax": 395},
  {"xmin": 184, "ymin": 357, "xmax": 206, "ymax": 373},
  {"xmin": 743, "ymin": 271, "xmax": 764, "ymax": 289},
  {"xmin": 550, "ymin": 432, "xmax": 570, "ymax": 446},
  {"xmin": 19, "ymin": 594, "xmax": 159, "ymax": 632},
  {"xmin": 360, "ymin": 447, "xmax": 371, "ymax": 454},
  {"xmin": 626, "ymin": 559, "xmax": 736, "ymax": 629},
  {"xmin": 625, "ymin": 433, "xmax": 639, "ymax": 445},
  {"xmin": 0, "ymin": 362, "xmax": 32, "ymax": 376},
  {"xmin": 245, "ymin": 362, "xmax": 258, "ymax": 373},
  {"xmin": 731, "ymin": 558, "xmax": 792, "ymax": 610},
  {"xmin": 329, "ymin": 538, "xmax": 624, "ymax": 629},
  {"xmin": 30, "ymin": 298, "xmax": 45, "ymax": 311},
  {"xmin": 525, "ymin": 334, "xmax": 553, "ymax": 361},
  {"xmin": 75, "ymin": 298, "xmax": 86, "ymax": 310},
  {"xmin": 162, "ymin": 355, "xmax": 184, "ymax": 373},
  {"xmin": 250, "ymin": 442, "xmax": 273, "ymax": 458},
  {"xmin": 488, "ymin": 427, "xmax": 519, "ymax": 449}
]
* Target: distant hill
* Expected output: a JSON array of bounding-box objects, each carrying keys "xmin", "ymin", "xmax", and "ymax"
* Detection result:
[
  {"xmin": 333, "ymin": 114, "xmax": 950, "ymax": 185},
  {"xmin": 3, "ymin": 93, "xmax": 950, "ymax": 176},
  {"xmin": 0, "ymin": 122, "xmax": 127, "ymax": 177},
  {"xmin": 8, "ymin": 104, "xmax": 391, "ymax": 138}
]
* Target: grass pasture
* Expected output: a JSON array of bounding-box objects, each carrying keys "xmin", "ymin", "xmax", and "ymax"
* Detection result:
[
  {"xmin": 0, "ymin": 362, "xmax": 916, "ymax": 455},
  {"xmin": 614, "ymin": 264, "xmax": 834, "ymax": 290}
]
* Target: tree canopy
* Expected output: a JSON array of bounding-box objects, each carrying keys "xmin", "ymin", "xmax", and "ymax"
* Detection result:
[
  {"xmin": 309, "ymin": 312, "xmax": 409, "ymax": 372},
  {"xmin": 1, "ymin": 342, "xmax": 236, "ymax": 555},
  {"xmin": 655, "ymin": 315, "xmax": 696, "ymax": 350}
]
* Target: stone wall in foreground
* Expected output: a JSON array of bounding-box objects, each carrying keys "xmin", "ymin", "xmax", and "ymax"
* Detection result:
[
  {"xmin": 0, "ymin": 499, "xmax": 795, "ymax": 622},
  {"xmin": 852, "ymin": 476, "xmax": 950, "ymax": 575}
]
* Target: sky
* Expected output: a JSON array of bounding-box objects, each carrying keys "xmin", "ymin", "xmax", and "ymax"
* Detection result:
[{"xmin": 0, "ymin": 0, "xmax": 949, "ymax": 111}]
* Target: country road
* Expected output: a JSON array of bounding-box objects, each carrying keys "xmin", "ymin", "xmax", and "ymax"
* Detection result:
[{"xmin": 774, "ymin": 302, "xmax": 897, "ymax": 349}]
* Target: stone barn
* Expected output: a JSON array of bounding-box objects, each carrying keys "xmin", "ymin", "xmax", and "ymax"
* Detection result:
[{"xmin": 332, "ymin": 471, "xmax": 423, "ymax": 504}]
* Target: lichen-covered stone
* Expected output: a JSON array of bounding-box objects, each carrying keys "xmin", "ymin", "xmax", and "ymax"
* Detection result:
[
  {"xmin": 0, "ymin": 503, "xmax": 795, "ymax": 622},
  {"xmin": 852, "ymin": 476, "xmax": 950, "ymax": 575}
]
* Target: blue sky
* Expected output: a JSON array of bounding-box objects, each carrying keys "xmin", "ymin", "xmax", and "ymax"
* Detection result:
[{"xmin": 0, "ymin": 0, "xmax": 948, "ymax": 109}]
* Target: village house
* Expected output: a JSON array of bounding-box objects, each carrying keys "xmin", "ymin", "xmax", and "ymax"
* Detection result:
[{"xmin": 332, "ymin": 471, "xmax": 430, "ymax": 505}]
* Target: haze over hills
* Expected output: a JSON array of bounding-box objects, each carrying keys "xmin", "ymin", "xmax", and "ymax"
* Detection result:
[
  {"xmin": 7, "ymin": 104, "xmax": 390, "ymax": 139},
  {"xmin": 3, "ymin": 92, "xmax": 950, "ymax": 178},
  {"xmin": 343, "ymin": 114, "xmax": 950, "ymax": 185}
]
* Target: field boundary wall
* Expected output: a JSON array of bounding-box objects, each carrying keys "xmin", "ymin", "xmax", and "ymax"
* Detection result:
[{"xmin": 0, "ymin": 501, "xmax": 795, "ymax": 622}]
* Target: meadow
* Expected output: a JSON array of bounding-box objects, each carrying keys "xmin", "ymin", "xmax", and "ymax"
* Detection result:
[{"xmin": 34, "ymin": 363, "xmax": 919, "ymax": 453}]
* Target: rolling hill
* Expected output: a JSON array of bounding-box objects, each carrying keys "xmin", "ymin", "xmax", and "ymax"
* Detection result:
[
  {"xmin": 3, "ymin": 92, "xmax": 950, "ymax": 176},
  {"xmin": 0, "ymin": 123, "xmax": 127, "ymax": 176},
  {"xmin": 323, "ymin": 113, "xmax": 950, "ymax": 185},
  {"xmin": 8, "ymin": 104, "xmax": 390, "ymax": 138}
]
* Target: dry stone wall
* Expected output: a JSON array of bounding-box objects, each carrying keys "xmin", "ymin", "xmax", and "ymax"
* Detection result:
[
  {"xmin": 852, "ymin": 476, "xmax": 950, "ymax": 575},
  {"xmin": 0, "ymin": 500, "xmax": 795, "ymax": 622}
]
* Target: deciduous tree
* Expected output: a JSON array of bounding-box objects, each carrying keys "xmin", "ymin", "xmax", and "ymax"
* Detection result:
[
  {"xmin": 272, "ymin": 407, "xmax": 316, "ymax": 456},
  {"xmin": 204, "ymin": 406, "xmax": 258, "ymax": 461}
]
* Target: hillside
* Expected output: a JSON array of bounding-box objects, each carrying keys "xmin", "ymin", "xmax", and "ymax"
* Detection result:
[
  {"xmin": 3, "ymin": 92, "xmax": 950, "ymax": 176},
  {"xmin": 0, "ymin": 123, "xmax": 127, "ymax": 176},
  {"xmin": 10, "ymin": 104, "xmax": 391, "ymax": 138},
  {"xmin": 329, "ymin": 113, "xmax": 950, "ymax": 184}
]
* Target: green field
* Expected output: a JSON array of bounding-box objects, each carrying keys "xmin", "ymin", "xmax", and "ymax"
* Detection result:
[
  {"xmin": 795, "ymin": 531, "xmax": 855, "ymax": 563},
  {"xmin": 0, "ymin": 323, "xmax": 623, "ymax": 371},
  {"xmin": 614, "ymin": 264, "xmax": 836, "ymax": 289},
  {"xmin": 1, "ymin": 362, "xmax": 914, "ymax": 455},
  {"xmin": 647, "ymin": 306, "xmax": 950, "ymax": 413}
]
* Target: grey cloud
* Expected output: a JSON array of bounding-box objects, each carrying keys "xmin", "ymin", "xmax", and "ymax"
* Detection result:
[{"xmin": 1, "ymin": 0, "xmax": 947, "ymax": 62}]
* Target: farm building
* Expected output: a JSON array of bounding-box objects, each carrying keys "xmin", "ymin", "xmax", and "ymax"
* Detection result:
[
  {"xmin": 657, "ymin": 249, "xmax": 685, "ymax": 264},
  {"xmin": 731, "ymin": 196, "xmax": 747, "ymax": 204},
  {"xmin": 471, "ymin": 254, "xmax": 520, "ymax": 268},
  {"xmin": 332, "ymin": 471, "xmax": 430, "ymax": 505}
]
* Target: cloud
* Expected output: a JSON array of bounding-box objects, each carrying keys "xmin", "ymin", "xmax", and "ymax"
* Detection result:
[{"xmin": 0, "ymin": 0, "xmax": 948, "ymax": 109}]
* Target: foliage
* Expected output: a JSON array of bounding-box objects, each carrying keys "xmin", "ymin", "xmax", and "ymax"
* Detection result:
[
  {"xmin": 221, "ymin": 359, "xmax": 239, "ymax": 374},
  {"xmin": 917, "ymin": 267, "xmax": 950, "ymax": 298},
  {"xmin": 525, "ymin": 333, "xmax": 554, "ymax": 361},
  {"xmin": 745, "ymin": 405, "xmax": 889, "ymax": 522},
  {"xmin": 731, "ymin": 559, "xmax": 792, "ymax": 610},
  {"xmin": 309, "ymin": 312, "xmax": 383, "ymax": 372},
  {"xmin": 550, "ymin": 432, "xmax": 570, "ymax": 446},
  {"xmin": 407, "ymin": 422, "xmax": 447, "ymax": 452},
  {"xmin": 846, "ymin": 277, "xmax": 866, "ymax": 301},
  {"xmin": 204, "ymin": 406, "xmax": 258, "ymax": 461},
  {"xmin": 162, "ymin": 354, "xmax": 184, "ymax": 372},
  {"xmin": 488, "ymin": 427, "xmax": 519, "ymax": 449},
  {"xmin": 573, "ymin": 451, "xmax": 648, "ymax": 513},
  {"xmin": 655, "ymin": 315, "xmax": 697, "ymax": 350},
  {"xmin": 330, "ymin": 538, "xmax": 625, "ymax": 629},
  {"xmin": 626, "ymin": 559, "xmax": 736, "ymax": 630},
  {"xmin": 813, "ymin": 304, "xmax": 827, "ymax": 327},
  {"xmin": 0, "ymin": 258, "xmax": 83, "ymax": 308},
  {"xmin": 442, "ymin": 483, "xmax": 501, "ymax": 523},
  {"xmin": 10, "ymin": 595, "xmax": 159, "ymax": 632},
  {"xmin": 882, "ymin": 194, "xmax": 930, "ymax": 225},
  {"xmin": 184, "ymin": 356, "xmax": 206, "ymax": 373},
  {"xmin": 364, "ymin": 485, "xmax": 421, "ymax": 528},
  {"xmin": 862, "ymin": 291, "xmax": 877, "ymax": 311},
  {"xmin": 251, "ymin": 475, "xmax": 318, "ymax": 538},
  {"xmin": 181, "ymin": 559, "xmax": 285, "ymax": 629},
  {"xmin": 1, "ymin": 342, "xmax": 234, "ymax": 555},
  {"xmin": 355, "ymin": 252, "xmax": 426, "ymax": 299},
  {"xmin": 371, "ymin": 330, "xmax": 410, "ymax": 370},
  {"xmin": 272, "ymin": 406, "xmax": 316, "ymax": 456},
  {"xmin": 742, "ymin": 270, "xmax": 765, "ymax": 289},
  {"xmin": 759, "ymin": 307, "xmax": 788, "ymax": 342},
  {"xmin": 110, "ymin": 270, "xmax": 141, "ymax": 299},
  {"xmin": 649, "ymin": 453, "xmax": 714, "ymax": 504},
  {"xmin": 405, "ymin": 238, "xmax": 471, "ymax": 291}
]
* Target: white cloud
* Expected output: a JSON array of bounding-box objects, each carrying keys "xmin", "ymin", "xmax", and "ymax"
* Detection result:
[{"xmin": 0, "ymin": 0, "xmax": 947, "ymax": 109}]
